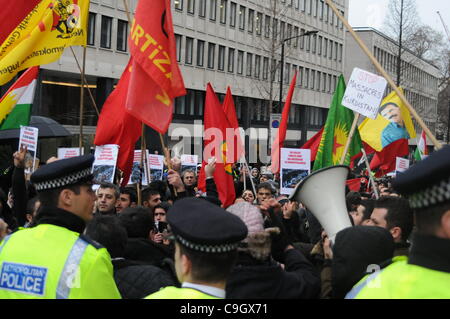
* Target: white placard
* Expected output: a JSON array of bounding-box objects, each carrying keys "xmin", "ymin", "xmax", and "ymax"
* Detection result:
[
  {"xmin": 395, "ymin": 157, "xmax": 409, "ymax": 176},
  {"xmin": 19, "ymin": 126, "xmax": 39, "ymax": 174},
  {"xmin": 92, "ymin": 144, "xmax": 119, "ymax": 184},
  {"xmin": 127, "ymin": 150, "xmax": 150, "ymax": 185},
  {"xmin": 181, "ymin": 154, "xmax": 199, "ymax": 173},
  {"xmin": 280, "ymin": 148, "xmax": 311, "ymax": 195},
  {"xmin": 269, "ymin": 113, "xmax": 282, "ymax": 147},
  {"xmin": 57, "ymin": 147, "xmax": 83, "ymax": 159},
  {"xmin": 147, "ymin": 154, "xmax": 164, "ymax": 182},
  {"xmin": 342, "ymin": 68, "xmax": 388, "ymax": 119}
]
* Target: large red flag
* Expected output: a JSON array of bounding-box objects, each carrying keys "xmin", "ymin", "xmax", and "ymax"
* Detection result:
[
  {"xmin": 126, "ymin": 0, "xmax": 186, "ymax": 133},
  {"xmin": 223, "ymin": 86, "xmax": 244, "ymax": 162},
  {"xmin": 370, "ymin": 138, "xmax": 409, "ymax": 177},
  {"xmin": 301, "ymin": 127, "xmax": 324, "ymax": 161},
  {"xmin": 94, "ymin": 59, "xmax": 142, "ymax": 186},
  {"xmin": 0, "ymin": 0, "xmax": 40, "ymax": 45},
  {"xmin": 197, "ymin": 84, "xmax": 236, "ymax": 208},
  {"xmin": 270, "ymin": 72, "xmax": 298, "ymax": 173}
]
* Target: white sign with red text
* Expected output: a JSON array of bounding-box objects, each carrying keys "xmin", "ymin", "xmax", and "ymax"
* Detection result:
[
  {"xmin": 395, "ymin": 157, "xmax": 409, "ymax": 176},
  {"xmin": 19, "ymin": 126, "xmax": 39, "ymax": 174},
  {"xmin": 280, "ymin": 148, "xmax": 311, "ymax": 195},
  {"xmin": 127, "ymin": 150, "xmax": 150, "ymax": 185},
  {"xmin": 148, "ymin": 154, "xmax": 164, "ymax": 181},
  {"xmin": 181, "ymin": 154, "xmax": 199, "ymax": 173},
  {"xmin": 57, "ymin": 147, "xmax": 83, "ymax": 159},
  {"xmin": 92, "ymin": 144, "xmax": 119, "ymax": 184}
]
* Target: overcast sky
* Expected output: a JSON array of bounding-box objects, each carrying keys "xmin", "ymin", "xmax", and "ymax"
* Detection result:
[{"xmin": 348, "ymin": 0, "xmax": 450, "ymax": 39}]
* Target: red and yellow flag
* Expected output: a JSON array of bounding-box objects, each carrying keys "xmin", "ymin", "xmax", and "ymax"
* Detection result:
[
  {"xmin": 126, "ymin": 0, "xmax": 186, "ymax": 133},
  {"xmin": 0, "ymin": 0, "xmax": 89, "ymax": 85}
]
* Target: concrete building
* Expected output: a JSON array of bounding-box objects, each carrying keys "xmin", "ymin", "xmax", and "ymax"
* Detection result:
[
  {"xmin": 1, "ymin": 0, "xmax": 350, "ymax": 164},
  {"xmin": 344, "ymin": 27, "xmax": 441, "ymax": 148}
]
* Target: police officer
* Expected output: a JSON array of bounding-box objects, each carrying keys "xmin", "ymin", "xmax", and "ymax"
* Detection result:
[
  {"xmin": 346, "ymin": 146, "xmax": 450, "ymax": 298},
  {"xmin": 146, "ymin": 197, "xmax": 247, "ymax": 299},
  {"xmin": 0, "ymin": 155, "xmax": 121, "ymax": 299}
]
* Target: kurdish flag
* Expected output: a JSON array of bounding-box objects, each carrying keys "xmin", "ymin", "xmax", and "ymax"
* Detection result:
[
  {"xmin": 313, "ymin": 75, "xmax": 362, "ymax": 171},
  {"xmin": 414, "ymin": 130, "xmax": 428, "ymax": 161},
  {"xmin": 0, "ymin": 67, "xmax": 39, "ymax": 130}
]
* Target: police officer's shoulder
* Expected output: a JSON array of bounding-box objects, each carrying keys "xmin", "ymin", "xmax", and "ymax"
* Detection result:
[{"xmin": 78, "ymin": 233, "xmax": 104, "ymax": 250}]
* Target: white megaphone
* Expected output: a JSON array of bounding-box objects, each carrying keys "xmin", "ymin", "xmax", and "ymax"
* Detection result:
[{"xmin": 289, "ymin": 165, "xmax": 352, "ymax": 243}]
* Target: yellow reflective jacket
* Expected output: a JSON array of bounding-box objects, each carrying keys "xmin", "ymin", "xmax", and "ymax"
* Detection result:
[
  {"xmin": 146, "ymin": 286, "xmax": 220, "ymax": 299},
  {"xmin": 0, "ymin": 224, "xmax": 121, "ymax": 299}
]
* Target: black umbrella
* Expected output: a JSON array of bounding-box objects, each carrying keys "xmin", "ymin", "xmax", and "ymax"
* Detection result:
[{"xmin": 0, "ymin": 116, "xmax": 72, "ymax": 140}]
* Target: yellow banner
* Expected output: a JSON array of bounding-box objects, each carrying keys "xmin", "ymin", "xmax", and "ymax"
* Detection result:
[
  {"xmin": 359, "ymin": 88, "xmax": 416, "ymax": 152},
  {"xmin": 0, "ymin": 0, "xmax": 89, "ymax": 85}
]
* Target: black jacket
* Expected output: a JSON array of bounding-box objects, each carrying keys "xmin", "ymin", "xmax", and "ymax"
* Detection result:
[
  {"xmin": 124, "ymin": 237, "xmax": 174, "ymax": 267},
  {"xmin": 226, "ymin": 248, "xmax": 321, "ymax": 299},
  {"xmin": 112, "ymin": 258, "xmax": 176, "ymax": 299}
]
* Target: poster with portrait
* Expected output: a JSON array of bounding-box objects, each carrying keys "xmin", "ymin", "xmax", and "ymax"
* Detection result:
[
  {"xmin": 280, "ymin": 148, "xmax": 311, "ymax": 195},
  {"xmin": 127, "ymin": 150, "xmax": 150, "ymax": 185},
  {"xmin": 57, "ymin": 147, "xmax": 83, "ymax": 159},
  {"xmin": 92, "ymin": 144, "xmax": 119, "ymax": 185},
  {"xmin": 19, "ymin": 126, "xmax": 39, "ymax": 174},
  {"xmin": 180, "ymin": 154, "xmax": 199, "ymax": 173},
  {"xmin": 148, "ymin": 154, "xmax": 164, "ymax": 182}
]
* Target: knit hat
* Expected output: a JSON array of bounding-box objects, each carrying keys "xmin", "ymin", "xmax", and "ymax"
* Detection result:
[{"xmin": 226, "ymin": 202, "xmax": 264, "ymax": 235}]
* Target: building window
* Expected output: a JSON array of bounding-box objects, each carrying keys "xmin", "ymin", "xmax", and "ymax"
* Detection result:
[
  {"xmin": 255, "ymin": 55, "xmax": 261, "ymax": 78},
  {"xmin": 280, "ymin": 21, "xmax": 286, "ymax": 41},
  {"xmin": 285, "ymin": 63, "xmax": 290, "ymax": 84},
  {"xmin": 300, "ymin": 28, "xmax": 305, "ymax": 49},
  {"xmin": 246, "ymin": 53, "xmax": 253, "ymax": 76},
  {"xmin": 248, "ymin": 9, "xmax": 254, "ymax": 33},
  {"xmin": 300, "ymin": 0, "xmax": 306, "ymax": 11},
  {"xmin": 317, "ymin": 36, "xmax": 322, "ymax": 55},
  {"xmin": 312, "ymin": 34, "xmax": 316, "ymax": 53},
  {"xmin": 230, "ymin": 2, "xmax": 236, "ymax": 26},
  {"xmin": 293, "ymin": 26, "xmax": 299, "ymax": 47},
  {"xmin": 87, "ymin": 12, "xmax": 96, "ymax": 46},
  {"xmin": 273, "ymin": 18, "xmax": 278, "ymax": 40},
  {"xmin": 319, "ymin": 0, "xmax": 324, "ymax": 20},
  {"xmin": 239, "ymin": 6, "xmax": 245, "ymax": 30},
  {"xmin": 312, "ymin": 0, "xmax": 317, "ymax": 17},
  {"xmin": 219, "ymin": 0, "xmax": 227, "ymax": 24},
  {"xmin": 197, "ymin": 40, "xmax": 205, "ymax": 66},
  {"xmin": 237, "ymin": 50, "xmax": 244, "ymax": 74},
  {"xmin": 305, "ymin": 35, "xmax": 310, "ymax": 52},
  {"xmin": 264, "ymin": 15, "xmax": 270, "ymax": 38},
  {"xmin": 304, "ymin": 68, "xmax": 309, "ymax": 87},
  {"xmin": 228, "ymin": 48, "xmax": 235, "ymax": 72},
  {"xmin": 210, "ymin": 0, "xmax": 217, "ymax": 20},
  {"xmin": 329, "ymin": 40, "xmax": 333, "ymax": 59},
  {"xmin": 117, "ymin": 19, "xmax": 128, "ymax": 52},
  {"xmin": 324, "ymin": 3, "xmax": 328, "ymax": 21},
  {"xmin": 263, "ymin": 57, "xmax": 269, "ymax": 80},
  {"xmin": 185, "ymin": 37, "xmax": 193, "ymax": 64},
  {"xmin": 307, "ymin": 0, "xmax": 312, "ymax": 15},
  {"xmin": 199, "ymin": 0, "xmax": 206, "ymax": 17},
  {"xmin": 295, "ymin": 0, "xmax": 300, "ymax": 9},
  {"xmin": 175, "ymin": 0, "xmax": 183, "ymax": 10},
  {"xmin": 310, "ymin": 70, "xmax": 315, "ymax": 89},
  {"xmin": 208, "ymin": 43, "xmax": 215, "ymax": 68},
  {"xmin": 334, "ymin": 42, "xmax": 338, "ymax": 60},
  {"xmin": 287, "ymin": 24, "xmax": 292, "ymax": 45},
  {"xmin": 298, "ymin": 66, "xmax": 304, "ymax": 87},
  {"xmin": 316, "ymin": 71, "xmax": 321, "ymax": 90},
  {"xmin": 218, "ymin": 45, "xmax": 225, "ymax": 70},
  {"xmin": 100, "ymin": 15, "xmax": 112, "ymax": 49},
  {"xmin": 187, "ymin": 0, "xmax": 195, "ymax": 14},
  {"xmin": 175, "ymin": 34, "xmax": 182, "ymax": 61},
  {"xmin": 323, "ymin": 38, "xmax": 328, "ymax": 57},
  {"xmin": 256, "ymin": 12, "xmax": 262, "ymax": 35}
]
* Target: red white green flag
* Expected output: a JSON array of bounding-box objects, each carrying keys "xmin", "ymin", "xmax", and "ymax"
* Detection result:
[{"xmin": 414, "ymin": 130, "xmax": 428, "ymax": 161}]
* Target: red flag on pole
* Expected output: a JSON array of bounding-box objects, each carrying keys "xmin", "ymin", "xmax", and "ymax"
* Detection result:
[
  {"xmin": 94, "ymin": 59, "xmax": 142, "ymax": 186},
  {"xmin": 197, "ymin": 84, "xmax": 236, "ymax": 208},
  {"xmin": 301, "ymin": 127, "xmax": 324, "ymax": 161},
  {"xmin": 0, "ymin": 0, "xmax": 40, "ymax": 44},
  {"xmin": 126, "ymin": 0, "xmax": 186, "ymax": 133},
  {"xmin": 369, "ymin": 138, "xmax": 409, "ymax": 177},
  {"xmin": 223, "ymin": 86, "xmax": 244, "ymax": 162},
  {"xmin": 270, "ymin": 72, "xmax": 297, "ymax": 173}
]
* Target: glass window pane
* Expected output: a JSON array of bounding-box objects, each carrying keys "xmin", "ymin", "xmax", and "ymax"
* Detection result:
[
  {"xmin": 117, "ymin": 20, "xmax": 128, "ymax": 52},
  {"xmin": 100, "ymin": 16, "xmax": 112, "ymax": 49},
  {"xmin": 87, "ymin": 12, "xmax": 96, "ymax": 46}
]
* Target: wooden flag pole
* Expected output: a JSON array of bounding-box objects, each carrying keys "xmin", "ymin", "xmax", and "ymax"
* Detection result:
[
  {"xmin": 79, "ymin": 45, "xmax": 87, "ymax": 153},
  {"xmin": 137, "ymin": 124, "xmax": 145, "ymax": 206},
  {"xmin": 361, "ymin": 147, "xmax": 379, "ymax": 199},
  {"xmin": 340, "ymin": 112, "xmax": 360, "ymax": 164},
  {"xmin": 325, "ymin": 0, "xmax": 442, "ymax": 150},
  {"xmin": 159, "ymin": 133, "xmax": 177, "ymax": 196},
  {"xmin": 70, "ymin": 47, "xmax": 100, "ymax": 116},
  {"xmin": 122, "ymin": 0, "xmax": 132, "ymax": 26}
]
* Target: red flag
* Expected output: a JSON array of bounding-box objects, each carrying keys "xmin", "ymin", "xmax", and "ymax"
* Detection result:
[
  {"xmin": 126, "ymin": 0, "xmax": 186, "ymax": 133},
  {"xmin": 346, "ymin": 178, "xmax": 362, "ymax": 192},
  {"xmin": 301, "ymin": 127, "xmax": 324, "ymax": 161},
  {"xmin": 270, "ymin": 72, "xmax": 298, "ymax": 173},
  {"xmin": 94, "ymin": 59, "xmax": 142, "ymax": 186},
  {"xmin": 370, "ymin": 138, "xmax": 409, "ymax": 177},
  {"xmin": 0, "ymin": 0, "xmax": 40, "ymax": 45},
  {"xmin": 222, "ymin": 86, "xmax": 244, "ymax": 162},
  {"xmin": 197, "ymin": 84, "xmax": 236, "ymax": 208}
]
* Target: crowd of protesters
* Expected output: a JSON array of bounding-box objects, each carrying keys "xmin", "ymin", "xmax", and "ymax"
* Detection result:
[{"xmin": 0, "ymin": 145, "xmax": 449, "ymax": 299}]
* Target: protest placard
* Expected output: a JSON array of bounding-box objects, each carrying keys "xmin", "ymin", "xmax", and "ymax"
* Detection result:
[
  {"xmin": 148, "ymin": 154, "xmax": 164, "ymax": 182},
  {"xmin": 181, "ymin": 154, "xmax": 199, "ymax": 173},
  {"xmin": 19, "ymin": 126, "xmax": 39, "ymax": 174},
  {"xmin": 128, "ymin": 150, "xmax": 150, "ymax": 185},
  {"xmin": 57, "ymin": 147, "xmax": 83, "ymax": 159},
  {"xmin": 342, "ymin": 67, "xmax": 388, "ymax": 119},
  {"xmin": 92, "ymin": 144, "xmax": 119, "ymax": 185},
  {"xmin": 395, "ymin": 157, "xmax": 410, "ymax": 176},
  {"xmin": 280, "ymin": 148, "xmax": 310, "ymax": 195}
]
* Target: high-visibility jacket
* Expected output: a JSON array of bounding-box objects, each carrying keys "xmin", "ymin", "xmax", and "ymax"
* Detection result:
[
  {"xmin": 0, "ymin": 224, "xmax": 121, "ymax": 299},
  {"xmin": 346, "ymin": 256, "xmax": 450, "ymax": 299},
  {"xmin": 145, "ymin": 286, "xmax": 220, "ymax": 299}
]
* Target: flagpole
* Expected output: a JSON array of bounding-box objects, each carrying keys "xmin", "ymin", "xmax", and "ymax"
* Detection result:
[
  {"xmin": 79, "ymin": 45, "xmax": 87, "ymax": 153},
  {"xmin": 339, "ymin": 112, "xmax": 360, "ymax": 164},
  {"xmin": 361, "ymin": 148, "xmax": 379, "ymax": 199},
  {"xmin": 138, "ymin": 124, "xmax": 145, "ymax": 206},
  {"xmin": 70, "ymin": 47, "xmax": 100, "ymax": 116},
  {"xmin": 243, "ymin": 157, "xmax": 257, "ymax": 198},
  {"xmin": 324, "ymin": 0, "xmax": 442, "ymax": 150}
]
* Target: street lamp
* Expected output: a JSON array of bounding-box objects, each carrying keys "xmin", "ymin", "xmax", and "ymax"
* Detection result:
[{"xmin": 278, "ymin": 30, "xmax": 318, "ymax": 114}]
